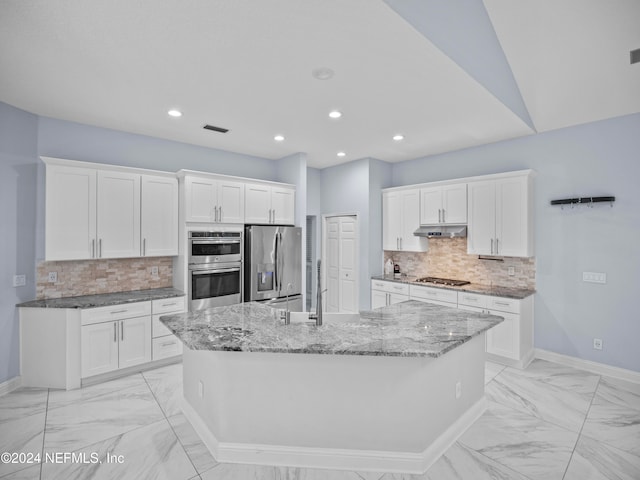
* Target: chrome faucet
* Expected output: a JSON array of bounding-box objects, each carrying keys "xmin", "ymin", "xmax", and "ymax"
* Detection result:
[{"xmin": 309, "ymin": 260, "xmax": 324, "ymax": 326}]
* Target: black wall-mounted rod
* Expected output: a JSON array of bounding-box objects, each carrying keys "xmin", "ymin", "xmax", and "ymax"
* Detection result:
[{"xmin": 550, "ymin": 196, "xmax": 615, "ymax": 206}]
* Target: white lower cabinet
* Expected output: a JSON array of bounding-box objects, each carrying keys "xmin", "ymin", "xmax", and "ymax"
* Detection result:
[
  {"xmin": 151, "ymin": 297, "xmax": 186, "ymax": 361},
  {"xmin": 371, "ymin": 280, "xmax": 409, "ymax": 308},
  {"xmin": 458, "ymin": 292, "xmax": 534, "ymax": 368},
  {"xmin": 81, "ymin": 302, "xmax": 152, "ymax": 378},
  {"xmin": 371, "ymin": 279, "xmax": 534, "ymax": 368}
]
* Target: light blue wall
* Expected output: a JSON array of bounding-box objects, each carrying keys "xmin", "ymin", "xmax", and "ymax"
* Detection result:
[
  {"xmin": 38, "ymin": 116, "xmax": 279, "ymax": 180},
  {"xmin": 0, "ymin": 103, "xmax": 39, "ymax": 384},
  {"xmin": 368, "ymin": 159, "xmax": 393, "ymax": 279},
  {"xmin": 392, "ymin": 113, "xmax": 640, "ymax": 372}
]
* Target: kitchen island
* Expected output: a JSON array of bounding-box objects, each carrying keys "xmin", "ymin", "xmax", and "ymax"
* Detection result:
[{"xmin": 160, "ymin": 300, "xmax": 503, "ymax": 473}]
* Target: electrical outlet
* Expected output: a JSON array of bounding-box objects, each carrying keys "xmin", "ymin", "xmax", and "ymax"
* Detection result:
[
  {"xmin": 151, "ymin": 266, "xmax": 159, "ymax": 276},
  {"xmin": 455, "ymin": 381, "xmax": 462, "ymax": 399},
  {"xmin": 48, "ymin": 271, "xmax": 58, "ymax": 283},
  {"xmin": 508, "ymin": 267, "xmax": 515, "ymax": 276},
  {"xmin": 583, "ymin": 272, "xmax": 606, "ymax": 284},
  {"xmin": 13, "ymin": 275, "xmax": 26, "ymax": 287},
  {"xmin": 198, "ymin": 380, "xmax": 204, "ymax": 398},
  {"xmin": 593, "ymin": 338, "xmax": 603, "ymax": 350}
]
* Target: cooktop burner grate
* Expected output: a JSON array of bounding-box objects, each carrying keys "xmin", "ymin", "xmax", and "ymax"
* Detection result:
[{"xmin": 415, "ymin": 276, "xmax": 470, "ymax": 286}]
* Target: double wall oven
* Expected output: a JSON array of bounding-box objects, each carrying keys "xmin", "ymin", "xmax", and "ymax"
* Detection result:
[{"xmin": 188, "ymin": 230, "xmax": 243, "ymax": 311}]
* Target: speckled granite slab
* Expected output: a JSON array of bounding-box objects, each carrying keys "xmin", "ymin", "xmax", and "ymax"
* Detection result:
[
  {"xmin": 371, "ymin": 274, "xmax": 535, "ymax": 299},
  {"xmin": 17, "ymin": 287, "xmax": 185, "ymax": 309},
  {"xmin": 160, "ymin": 300, "xmax": 503, "ymax": 358}
]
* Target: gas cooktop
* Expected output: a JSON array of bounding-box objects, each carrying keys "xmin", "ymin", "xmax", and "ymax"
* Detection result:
[{"xmin": 415, "ymin": 276, "xmax": 470, "ymax": 287}]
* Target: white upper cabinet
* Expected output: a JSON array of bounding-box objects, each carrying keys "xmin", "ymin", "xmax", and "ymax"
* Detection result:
[
  {"xmin": 46, "ymin": 164, "xmax": 97, "ymax": 261},
  {"xmin": 467, "ymin": 172, "xmax": 533, "ymax": 257},
  {"xmin": 184, "ymin": 175, "xmax": 245, "ymax": 223},
  {"xmin": 44, "ymin": 158, "xmax": 179, "ymax": 261},
  {"xmin": 141, "ymin": 175, "xmax": 178, "ymax": 256},
  {"xmin": 245, "ymin": 183, "xmax": 295, "ymax": 225},
  {"xmin": 97, "ymin": 170, "xmax": 141, "ymax": 259},
  {"xmin": 382, "ymin": 188, "xmax": 427, "ymax": 252},
  {"xmin": 420, "ymin": 183, "xmax": 467, "ymax": 225}
]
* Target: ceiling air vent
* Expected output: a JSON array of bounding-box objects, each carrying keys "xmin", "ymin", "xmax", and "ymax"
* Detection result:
[
  {"xmin": 631, "ymin": 48, "xmax": 640, "ymax": 65},
  {"xmin": 203, "ymin": 124, "xmax": 229, "ymax": 133}
]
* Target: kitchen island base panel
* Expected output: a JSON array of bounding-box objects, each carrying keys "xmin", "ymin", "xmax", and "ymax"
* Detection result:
[{"xmin": 181, "ymin": 334, "xmax": 486, "ymax": 474}]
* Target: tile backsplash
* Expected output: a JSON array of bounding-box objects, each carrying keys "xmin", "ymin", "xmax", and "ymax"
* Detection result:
[
  {"xmin": 36, "ymin": 257, "xmax": 173, "ymax": 299},
  {"xmin": 384, "ymin": 238, "xmax": 535, "ymax": 289}
]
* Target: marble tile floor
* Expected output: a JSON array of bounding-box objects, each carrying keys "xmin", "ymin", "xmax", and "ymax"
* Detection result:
[{"xmin": 0, "ymin": 359, "xmax": 639, "ymax": 480}]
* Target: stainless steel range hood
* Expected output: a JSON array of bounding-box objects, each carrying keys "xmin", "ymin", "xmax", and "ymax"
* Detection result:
[{"xmin": 413, "ymin": 225, "xmax": 467, "ymax": 238}]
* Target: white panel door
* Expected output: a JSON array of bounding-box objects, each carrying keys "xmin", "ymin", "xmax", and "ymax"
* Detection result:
[
  {"xmin": 141, "ymin": 175, "xmax": 178, "ymax": 256},
  {"xmin": 338, "ymin": 217, "xmax": 358, "ymax": 313},
  {"xmin": 467, "ymin": 180, "xmax": 496, "ymax": 255},
  {"xmin": 118, "ymin": 316, "xmax": 152, "ymax": 369},
  {"xmin": 185, "ymin": 177, "xmax": 216, "ymax": 222},
  {"xmin": 324, "ymin": 215, "xmax": 358, "ymax": 313},
  {"xmin": 245, "ymin": 184, "xmax": 272, "ymax": 224},
  {"xmin": 81, "ymin": 322, "xmax": 118, "ymax": 377},
  {"xmin": 272, "ymin": 186, "xmax": 295, "ymax": 225},
  {"xmin": 325, "ymin": 217, "xmax": 340, "ymax": 312},
  {"xmin": 218, "ymin": 180, "xmax": 245, "ymax": 223},
  {"xmin": 97, "ymin": 171, "xmax": 141, "ymax": 258},
  {"xmin": 45, "ymin": 165, "xmax": 97, "ymax": 260}
]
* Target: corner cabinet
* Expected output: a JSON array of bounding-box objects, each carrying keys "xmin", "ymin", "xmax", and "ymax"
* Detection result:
[
  {"xmin": 382, "ymin": 188, "xmax": 427, "ymax": 252},
  {"xmin": 467, "ymin": 171, "xmax": 534, "ymax": 257},
  {"xmin": 245, "ymin": 183, "xmax": 295, "ymax": 225},
  {"xmin": 44, "ymin": 157, "xmax": 179, "ymax": 260}
]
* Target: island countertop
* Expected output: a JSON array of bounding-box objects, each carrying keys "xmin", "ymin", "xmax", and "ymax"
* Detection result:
[{"xmin": 160, "ymin": 300, "xmax": 503, "ymax": 358}]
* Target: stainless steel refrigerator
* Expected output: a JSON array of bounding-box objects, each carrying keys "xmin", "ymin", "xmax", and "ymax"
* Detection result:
[{"xmin": 244, "ymin": 225, "xmax": 303, "ymax": 311}]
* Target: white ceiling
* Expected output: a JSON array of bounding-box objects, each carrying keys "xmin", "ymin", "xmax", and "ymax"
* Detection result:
[{"xmin": 1, "ymin": 0, "xmax": 638, "ymax": 169}]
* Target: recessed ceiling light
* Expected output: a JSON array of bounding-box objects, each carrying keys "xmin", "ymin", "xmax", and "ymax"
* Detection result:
[
  {"xmin": 167, "ymin": 109, "xmax": 182, "ymax": 117},
  {"xmin": 274, "ymin": 135, "xmax": 285, "ymax": 142},
  {"xmin": 337, "ymin": 151, "xmax": 346, "ymax": 157},
  {"xmin": 393, "ymin": 134, "xmax": 405, "ymax": 141},
  {"xmin": 312, "ymin": 67, "xmax": 334, "ymax": 80},
  {"xmin": 329, "ymin": 110, "xmax": 342, "ymax": 119}
]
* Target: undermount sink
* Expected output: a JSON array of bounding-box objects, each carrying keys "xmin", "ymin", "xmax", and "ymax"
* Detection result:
[{"xmin": 286, "ymin": 311, "xmax": 361, "ymax": 325}]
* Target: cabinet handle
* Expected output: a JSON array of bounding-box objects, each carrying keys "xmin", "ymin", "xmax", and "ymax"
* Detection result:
[
  {"xmin": 113, "ymin": 322, "xmax": 117, "ymax": 342},
  {"xmin": 121, "ymin": 321, "xmax": 124, "ymax": 341},
  {"xmin": 438, "ymin": 208, "xmax": 442, "ymax": 223},
  {"xmin": 495, "ymin": 238, "xmax": 499, "ymax": 255},
  {"xmin": 91, "ymin": 239, "xmax": 95, "ymax": 258},
  {"xmin": 272, "ymin": 208, "xmax": 276, "ymax": 223},
  {"xmin": 400, "ymin": 237, "xmax": 403, "ymax": 250},
  {"xmin": 162, "ymin": 302, "xmax": 177, "ymax": 307},
  {"xmin": 110, "ymin": 309, "xmax": 127, "ymax": 314},
  {"xmin": 442, "ymin": 209, "xmax": 445, "ymax": 223},
  {"xmin": 143, "ymin": 238, "xmax": 146, "ymax": 256},
  {"xmin": 219, "ymin": 206, "xmax": 223, "ymax": 222},
  {"xmin": 494, "ymin": 301, "xmax": 510, "ymax": 306},
  {"xmin": 161, "ymin": 340, "xmax": 175, "ymax": 347},
  {"xmin": 393, "ymin": 285, "xmax": 403, "ymax": 290},
  {"xmin": 99, "ymin": 239, "xmax": 102, "ymax": 258},
  {"xmin": 464, "ymin": 296, "xmax": 478, "ymax": 302},
  {"xmin": 490, "ymin": 238, "xmax": 494, "ymax": 255}
]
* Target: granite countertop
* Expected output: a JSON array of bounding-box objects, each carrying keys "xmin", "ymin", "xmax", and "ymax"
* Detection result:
[
  {"xmin": 17, "ymin": 287, "xmax": 185, "ymax": 309},
  {"xmin": 371, "ymin": 274, "xmax": 535, "ymax": 299},
  {"xmin": 159, "ymin": 300, "xmax": 503, "ymax": 358}
]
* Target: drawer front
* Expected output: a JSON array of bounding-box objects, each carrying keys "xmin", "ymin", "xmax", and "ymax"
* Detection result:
[
  {"xmin": 458, "ymin": 292, "xmax": 489, "ymax": 309},
  {"xmin": 82, "ymin": 301, "xmax": 152, "ymax": 326},
  {"xmin": 151, "ymin": 296, "xmax": 186, "ymax": 315},
  {"xmin": 371, "ymin": 280, "xmax": 409, "ymax": 296},
  {"xmin": 409, "ymin": 285, "xmax": 457, "ymax": 305},
  {"xmin": 487, "ymin": 296, "xmax": 520, "ymax": 314},
  {"xmin": 152, "ymin": 336, "xmax": 183, "ymax": 361},
  {"xmin": 152, "ymin": 314, "xmax": 175, "ymax": 338}
]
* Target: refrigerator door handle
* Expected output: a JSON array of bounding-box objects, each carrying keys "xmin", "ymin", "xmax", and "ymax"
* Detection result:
[{"xmin": 274, "ymin": 230, "xmax": 280, "ymax": 292}]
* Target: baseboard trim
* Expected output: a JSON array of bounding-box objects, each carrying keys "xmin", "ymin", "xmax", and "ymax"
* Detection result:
[
  {"xmin": 0, "ymin": 376, "xmax": 22, "ymax": 396},
  {"xmin": 181, "ymin": 396, "xmax": 486, "ymax": 474},
  {"xmin": 535, "ymin": 349, "xmax": 640, "ymax": 384}
]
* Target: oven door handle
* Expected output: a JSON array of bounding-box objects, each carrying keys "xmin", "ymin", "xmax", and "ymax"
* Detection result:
[
  {"xmin": 191, "ymin": 239, "xmax": 241, "ymax": 245},
  {"xmin": 191, "ymin": 268, "xmax": 240, "ymax": 275}
]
